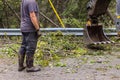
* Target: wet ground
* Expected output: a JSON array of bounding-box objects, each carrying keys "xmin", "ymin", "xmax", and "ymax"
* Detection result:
[{"xmin": 0, "ymin": 51, "xmax": 120, "ymax": 80}]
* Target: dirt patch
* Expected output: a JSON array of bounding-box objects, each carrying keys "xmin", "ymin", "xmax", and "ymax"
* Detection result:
[{"xmin": 0, "ymin": 51, "xmax": 120, "ymax": 80}]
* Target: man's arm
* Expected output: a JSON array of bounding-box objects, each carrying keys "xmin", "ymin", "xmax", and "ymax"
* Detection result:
[{"xmin": 30, "ymin": 11, "xmax": 39, "ymax": 31}]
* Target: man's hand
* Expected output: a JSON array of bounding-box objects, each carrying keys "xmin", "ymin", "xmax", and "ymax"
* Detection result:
[{"xmin": 37, "ymin": 29, "xmax": 42, "ymax": 37}]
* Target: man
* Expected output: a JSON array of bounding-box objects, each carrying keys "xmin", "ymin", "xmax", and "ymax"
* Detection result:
[
  {"xmin": 116, "ymin": 0, "xmax": 120, "ymax": 36},
  {"xmin": 18, "ymin": 0, "xmax": 41, "ymax": 72},
  {"xmin": 116, "ymin": 0, "xmax": 120, "ymax": 15}
]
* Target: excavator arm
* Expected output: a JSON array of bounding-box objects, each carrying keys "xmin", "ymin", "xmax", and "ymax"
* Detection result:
[{"xmin": 84, "ymin": 0, "xmax": 114, "ymax": 46}]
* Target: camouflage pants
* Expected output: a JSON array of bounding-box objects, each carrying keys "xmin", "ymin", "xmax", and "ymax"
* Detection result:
[{"xmin": 19, "ymin": 32, "xmax": 38, "ymax": 54}]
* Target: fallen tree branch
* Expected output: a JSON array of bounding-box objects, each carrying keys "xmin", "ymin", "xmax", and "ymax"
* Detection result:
[
  {"xmin": 4, "ymin": 0, "xmax": 20, "ymax": 22},
  {"xmin": 39, "ymin": 12, "xmax": 59, "ymax": 27}
]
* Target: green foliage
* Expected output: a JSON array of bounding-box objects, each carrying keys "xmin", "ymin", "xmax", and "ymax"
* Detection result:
[
  {"xmin": 63, "ymin": 18, "xmax": 83, "ymax": 28},
  {"xmin": 0, "ymin": 53, "xmax": 4, "ymax": 59},
  {"xmin": 72, "ymin": 48, "xmax": 87, "ymax": 57},
  {"xmin": 54, "ymin": 62, "xmax": 66, "ymax": 67},
  {"xmin": 0, "ymin": 33, "xmax": 114, "ymax": 67},
  {"xmin": 33, "ymin": 33, "xmax": 87, "ymax": 67},
  {"xmin": 1, "ymin": 44, "xmax": 18, "ymax": 58},
  {"xmin": 62, "ymin": 0, "xmax": 79, "ymax": 16},
  {"xmin": 115, "ymin": 64, "xmax": 120, "ymax": 70},
  {"xmin": 0, "ymin": 0, "xmax": 116, "ymax": 28}
]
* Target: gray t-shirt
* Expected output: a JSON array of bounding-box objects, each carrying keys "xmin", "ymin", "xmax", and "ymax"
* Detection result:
[
  {"xmin": 20, "ymin": 0, "xmax": 39, "ymax": 32},
  {"xmin": 116, "ymin": 0, "xmax": 120, "ymax": 15}
]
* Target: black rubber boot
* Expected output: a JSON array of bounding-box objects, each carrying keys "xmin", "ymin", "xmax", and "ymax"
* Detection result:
[
  {"xmin": 26, "ymin": 54, "xmax": 41, "ymax": 72},
  {"xmin": 18, "ymin": 53, "xmax": 26, "ymax": 71}
]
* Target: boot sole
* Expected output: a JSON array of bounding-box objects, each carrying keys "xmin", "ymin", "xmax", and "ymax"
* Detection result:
[
  {"xmin": 26, "ymin": 69, "xmax": 41, "ymax": 72},
  {"xmin": 18, "ymin": 67, "xmax": 26, "ymax": 72}
]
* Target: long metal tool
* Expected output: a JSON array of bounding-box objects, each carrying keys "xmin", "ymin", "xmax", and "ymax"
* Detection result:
[{"xmin": 48, "ymin": 0, "xmax": 65, "ymax": 28}]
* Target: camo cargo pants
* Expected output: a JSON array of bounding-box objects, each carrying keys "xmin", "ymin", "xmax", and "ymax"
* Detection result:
[{"xmin": 19, "ymin": 32, "xmax": 38, "ymax": 55}]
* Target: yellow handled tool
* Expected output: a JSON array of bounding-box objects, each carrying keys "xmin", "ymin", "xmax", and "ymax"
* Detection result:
[{"xmin": 48, "ymin": 0, "xmax": 65, "ymax": 28}]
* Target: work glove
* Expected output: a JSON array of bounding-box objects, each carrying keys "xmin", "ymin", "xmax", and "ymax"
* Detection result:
[{"xmin": 37, "ymin": 29, "xmax": 42, "ymax": 37}]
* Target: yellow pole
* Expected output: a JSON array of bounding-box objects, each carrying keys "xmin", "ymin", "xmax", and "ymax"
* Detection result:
[{"xmin": 48, "ymin": 0, "xmax": 65, "ymax": 28}]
